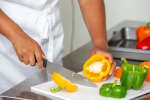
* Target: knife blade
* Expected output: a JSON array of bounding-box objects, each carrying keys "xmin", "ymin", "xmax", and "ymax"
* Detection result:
[
  {"xmin": 0, "ymin": 95, "xmax": 31, "ymax": 100},
  {"xmin": 42, "ymin": 59, "xmax": 97, "ymax": 88}
]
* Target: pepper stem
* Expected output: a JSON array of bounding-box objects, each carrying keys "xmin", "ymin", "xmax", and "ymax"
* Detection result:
[
  {"xmin": 146, "ymin": 22, "xmax": 150, "ymax": 28},
  {"xmin": 112, "ymin": 80, "xmax": 117, "ymax": 88},
  {"xmin": 50, "ymin": 86, "xmax": 62, "ymax": 93},
  {"xmin": 121, "ymin": 57, "xmax": 128, "ymax": 64}
]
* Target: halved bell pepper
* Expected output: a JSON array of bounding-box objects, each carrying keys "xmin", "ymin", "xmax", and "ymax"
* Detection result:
[
  {"xmin": 100, "ymin": 80, "xmax": 127, "ymax": 98},
  {"xmin": 136, "ymin": 22, "xmax": 150, "ymax": 42},
  {"xmin": 121, "ymin": 58, "xmax": 148, "ymax": 90},
  {"xmin": 136, "ymin": 36, "xmax": 150, "ymax": 50},
  {"xmin": 52, "ymin": 72, "xmax": 78, "ymax": 92},
  {"xmin": 140, "ymin": 61, "xmax": 150, "ymax": 82},
  {"xmin": 83, "ymin": 54, "xmax": 111, "ymax": 82}
]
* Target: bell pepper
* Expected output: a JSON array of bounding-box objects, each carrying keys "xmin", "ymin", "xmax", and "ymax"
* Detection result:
[
  {"xmin": 121, "ymin": 58, "xmax": 148, "ymax": 90},
  {"xmin": 136, "ymin": 36, "xmax": 150, "ymax": 50},
  {"xmin": 140, "ymin": 61, "xmax": 150, "ymax": 82},
  {"xmin": 52, "ymin": 72, "xmax": 78, "ymax": 92},
  {"xmin": 143, "ymin": 96, "xmax": 150, "ymax": 100},
  {"xmin": 100, "ymin": 80, "xmax": 127, "ymax": 98},
  {"xmin": 136, "ymin": 22, "xmax": 150, "ymax": 42},
  {"xmin": 50, "ymin": 86, "xmax": 62, "ymax": 93},
  {"xmin": 83, "ymin": 54, "xmax": 111, "ymax": 82},
  {"xmin": 114, "ymin": 67, "xmax": 122, "ymax": 79}
]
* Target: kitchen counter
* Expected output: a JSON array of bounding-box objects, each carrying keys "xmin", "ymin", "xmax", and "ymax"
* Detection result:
[{"xmin": 2, "ymin": 20, "xmax": 149, "ymax": 100}]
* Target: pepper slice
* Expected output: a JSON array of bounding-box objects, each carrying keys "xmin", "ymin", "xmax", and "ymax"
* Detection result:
[
  {"xmin": 52, "ymin": 72, "xmax": 78, "ymax": 92},
  {"xmin": 100, "ymin": 80, "xmax": 127, "ymax": 98},
  {"xmin": 83, "ymin": 54, "xmax": 111, "ymax": 82},
  {"xmin": 121, "ymin": 58, "xmax": 148, "ymax": 90}
]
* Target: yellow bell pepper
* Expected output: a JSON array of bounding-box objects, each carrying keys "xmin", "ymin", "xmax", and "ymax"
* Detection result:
[
  {"xmin": 83, "ymin": 54, "xmax": 111, "ymax": 82},
  {"xmin": 52, "ymin": 72, "xmax": 78, "ymax": 92}
]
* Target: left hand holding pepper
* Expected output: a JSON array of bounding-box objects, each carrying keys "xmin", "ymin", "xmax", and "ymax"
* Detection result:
[{"xmin": 89, "ymin": 47, "xmax": 116, "ymax": 79}]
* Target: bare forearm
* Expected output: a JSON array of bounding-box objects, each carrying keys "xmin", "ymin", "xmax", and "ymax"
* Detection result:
[
  {"xmin": 0, "ymin": 9, "xmax": 44, "ymax": 68},
  {"xmin": 78, "ymin": 0, "xmax": 108, "ymax": 50},
  {"xmin": 0, "ymin": 9, "xmax": 24, "ymax": 43}
]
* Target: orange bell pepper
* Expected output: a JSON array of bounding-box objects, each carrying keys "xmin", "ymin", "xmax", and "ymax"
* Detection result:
[
  {"xmin": 140, "ymin": 61, "xmax": 150, "ymax": 82},
  {"xmin": 83, "ymin": 54, "xmax": 111, "ymax": 82},
  {"xmin": 136, "ymin": 22, "xmax": 150, "ymax": 42},
  {"xmin": 114, "ymin": 67, "xmax": 122, "ymax": 79},
  {"xmin": 143, "ymin": 97, "xmax": 150, "ymax": 100}
]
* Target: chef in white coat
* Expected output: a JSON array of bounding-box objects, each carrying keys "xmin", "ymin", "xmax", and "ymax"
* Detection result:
[{"xmin": 0, "ymin": 0, "xmax": 116, "ymax": 93}]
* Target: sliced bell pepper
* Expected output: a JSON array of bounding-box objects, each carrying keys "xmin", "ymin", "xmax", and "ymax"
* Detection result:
[
  {"xmin": 52, "ymin": 72, "xmax": 78, "ymax": 92},
  {"xmin": 140, "ymin": 61, "xmax": 150, "ymax": 82},
  {"xmin": 121, "ymin": 58, "xmax": 148, "ymax": 90},
  {"xmin": 136, "ymin": 36, "xmax": 150, "ymax": 50},
  {"xmin": 136, "ymin": 22, "xmax": 150, "ymax": 42},
  {"xmin": 83, "ymin": 54, "xmax": 111, "ymax": 82},
  {"xmin": 100, "ymin": 80, "xmax": 127, "ymax": 98}
]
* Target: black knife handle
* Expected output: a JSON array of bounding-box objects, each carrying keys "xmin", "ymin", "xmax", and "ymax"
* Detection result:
[{"xmin": 35, "ymin": 58, "xmax": 47, "ymax": 68}]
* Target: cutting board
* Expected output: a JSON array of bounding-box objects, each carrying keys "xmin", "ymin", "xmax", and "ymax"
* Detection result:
[{"xmin": 31, "ymin": 72, "xmax": 150, "ymax": 100}]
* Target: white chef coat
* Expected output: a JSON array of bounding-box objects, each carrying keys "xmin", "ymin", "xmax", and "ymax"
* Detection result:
[{"xmin": 0, "ymin": 0, "xmax": 64, "ymax": 93}]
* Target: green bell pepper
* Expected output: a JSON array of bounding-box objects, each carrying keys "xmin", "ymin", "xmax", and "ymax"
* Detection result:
[
  {"xmin": 100, "ymin": 80, "xmax": 127, "ymax": 98},
  {"xmin": 121, "ymin": 57, "xmax": 148, "ymax": 90}
]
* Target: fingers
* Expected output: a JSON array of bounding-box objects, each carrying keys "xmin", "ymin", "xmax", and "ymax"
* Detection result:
[
  {"xmin": 109, "ymin": 61, "xmax": 117, "ymax": 75},
  {"xmin": 16, "ymin": 52, "xmax": 24, "ymax": 62},
  {"xmin": 103, "ymin": 61, "xmax": 117, "ymax": 81},
  {"xmin": 95, "ymin": 51, "xmax": 116, "ymax": 75},
  {"xmin": 19, "ymin": 53, "xmax": 35, "ymax": 66},
  {"xmin": 16, "ymin": 47, "xmax": 43, "ymax": 69},
  {"xmin": 103, "ymin": 75, "xmax": 110, "ymax": 81},
  {"xmin": 105, "ymin": 53, "xmax": 113, "ymax": 63},
  {"xmin": 90, "ymin": 48, "xmax": 117, "ymax": 81},
  {"xmin": 29, "ymin": 53, "xmax": 35, "ymax": 66},
  {"xmin": 34, "ymin": 48, "xmax": 43, "ymax": 69},
  {"xmin": 16, "ymin": 50, "xmax": 29, "ymax": 64},
  {"xmin": 23, "ymin": 55, "xmax": 29, "ymax": 65},
  {"xmin": 95, "ymin": 50, "xmax": 113, "ymax": 63},
  {"xmin": 12, "ymin": 33, "xmax": 45, "ymax": 69}
]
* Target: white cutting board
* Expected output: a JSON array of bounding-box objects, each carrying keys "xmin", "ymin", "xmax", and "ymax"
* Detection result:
[{"xmin": 31, "ymin": 72, "xmax": 150, "ymax": 100}]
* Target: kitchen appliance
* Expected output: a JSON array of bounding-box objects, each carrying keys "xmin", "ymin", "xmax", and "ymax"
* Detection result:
[{"xmin": 109, "ymin": 27, "xmax": 150, "ymax": 61}]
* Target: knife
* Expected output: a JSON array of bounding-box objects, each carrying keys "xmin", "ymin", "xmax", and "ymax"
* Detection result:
[
  {"xmin": 42, "ymin": 59, "xmax": 97, "ymax": 88},
  {"xmin": 0, "ymin": 95, "xmax": 31, "ymax": 100}
]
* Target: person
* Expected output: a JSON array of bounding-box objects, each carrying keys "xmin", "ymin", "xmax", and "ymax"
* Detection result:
[{"xmin": 0, "ymin": 0, "xmax": 116, "ymax": 93}]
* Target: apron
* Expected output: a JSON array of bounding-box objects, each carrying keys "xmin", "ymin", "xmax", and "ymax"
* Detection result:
[{"xmin": 0, "ymin": 0, "xmax": 64, "ymax": 93}]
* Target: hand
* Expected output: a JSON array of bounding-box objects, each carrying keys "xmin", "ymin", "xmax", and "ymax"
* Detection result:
[
  {"xmin": 11, "ymin": 31, "xmax": 45, "ymax": 69},
  {"xmin": 89, "ymin": 47, "xmax": 116, "ymax": 79},
  {"xmin": 0, "ymin": 10, "xmax": 44, "ymax": 69}
]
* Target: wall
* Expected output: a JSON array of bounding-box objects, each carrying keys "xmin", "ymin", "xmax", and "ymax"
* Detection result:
[
  {"xmin": 58, "ymin": 0, "xmax": 73, "ymax": 55},
  {"xmin": 72, "ymin": 0, "xmax": 150, "ymax": 51},
  {"xmin": 105, "ymin": 0, "xmax": 150, "ymax": 30}
]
